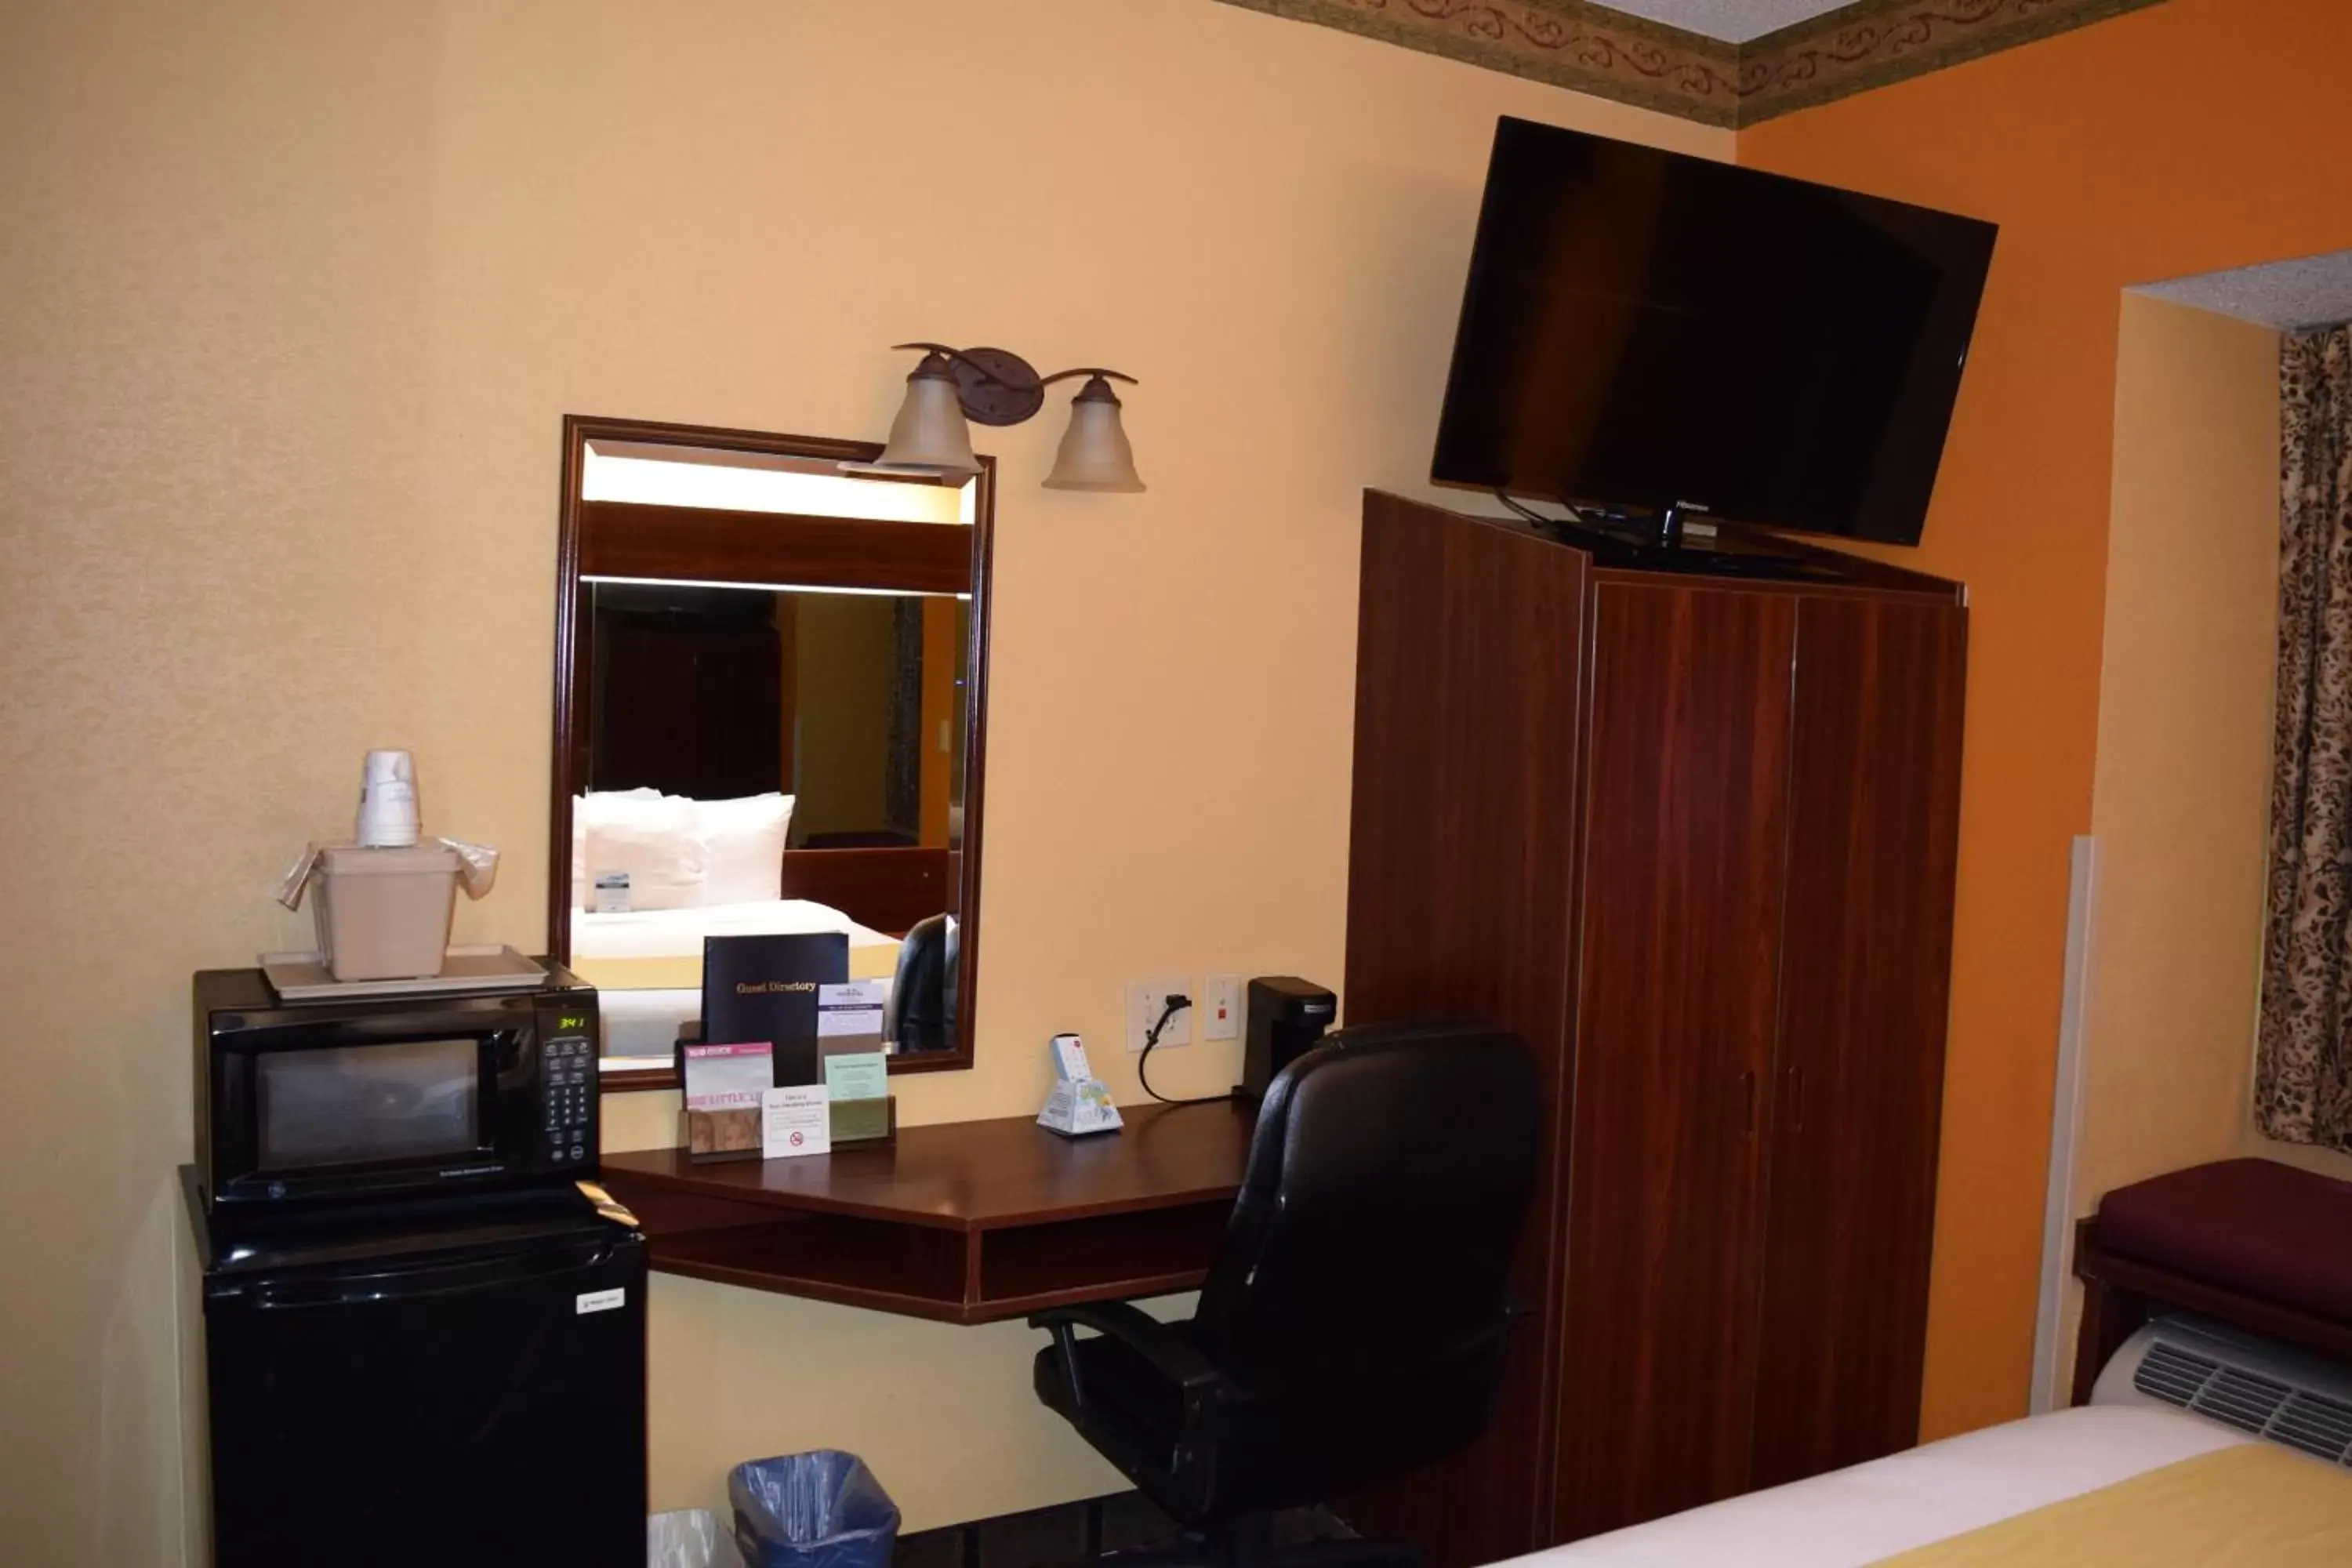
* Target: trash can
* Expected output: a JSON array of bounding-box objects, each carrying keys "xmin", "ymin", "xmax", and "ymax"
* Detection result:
[
  {"xmin": 729, "ymin": 1451, "xmax": 901, "ymax": 1568},
  {"xmin": 651, "ymin": 1509, "xmax": 744, "ymax": 1568}
]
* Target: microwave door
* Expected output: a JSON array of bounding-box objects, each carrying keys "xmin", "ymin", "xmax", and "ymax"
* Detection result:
[
  {"xmin": 254, "ymin": 1038, "xmax": 488, "ymax": 1171},
  {"xmin": 212, "ymin": 1026, "xmax": 526, "ymax": 1208}
]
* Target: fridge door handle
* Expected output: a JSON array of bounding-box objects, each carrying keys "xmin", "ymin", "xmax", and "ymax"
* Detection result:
[{"xmin": 246, "ymin": 1239, "xmax": 622, "ymax": 1310}]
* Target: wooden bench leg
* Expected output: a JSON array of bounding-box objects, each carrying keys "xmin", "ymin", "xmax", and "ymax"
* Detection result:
[{"xmin": 2071, "ymin": 1275, "xmax": 2147, "ymax": 1406}]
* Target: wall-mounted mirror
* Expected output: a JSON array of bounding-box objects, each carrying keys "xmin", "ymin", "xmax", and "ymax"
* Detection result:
[{"xmin": 550, "ymin": 416, "xmax": 992, "ymax": 1077}]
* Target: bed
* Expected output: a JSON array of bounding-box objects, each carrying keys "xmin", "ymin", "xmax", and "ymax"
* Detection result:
[
  {"xmin": 1519, "ymin": 1405, "xmax": 2351, "ymax": 1566},
  {"xmin": 568, "ymin": 898, "xmax": 902, "ymax": 1062}
]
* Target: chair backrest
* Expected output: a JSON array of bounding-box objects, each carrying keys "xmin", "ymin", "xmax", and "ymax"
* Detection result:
[
  {"xmin": 1192, "ymin": 1022, "xmax": 1541, "ymax": 1392},
  {"xmin": 884, "ymin": 913, "xmax": 957, "ymax": 1047}
]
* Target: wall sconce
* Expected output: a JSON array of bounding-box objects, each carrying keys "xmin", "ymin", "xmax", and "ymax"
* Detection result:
[{"xmin": 850, "ymin": 343, "xmax": 1145, "ymax": 493}]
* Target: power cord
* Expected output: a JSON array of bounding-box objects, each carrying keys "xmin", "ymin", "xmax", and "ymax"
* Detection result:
[
  {"xmin": 1497, "ymin": 487, "xmax": 1599, "ymax": 530},
  {"xmin": 1497, "ymin": 486, "xmax": 1701, "ymax": 551},
  {"xmin": 1135, "ymin": 993, "xmax": 1228, "ymax": 1106},
  {"xmin": 1497, "ymin": 486, "xmax": 1674, "ymax": 542},
  {"xmin": 1495, "ymin": 488, "xmax": 1555, "ymax": 525}
]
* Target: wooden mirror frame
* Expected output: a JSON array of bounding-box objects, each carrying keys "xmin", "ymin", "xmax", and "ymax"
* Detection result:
[{"xmin": 549, "ymin": 414, "xmax": 993, "ymax": 1076}]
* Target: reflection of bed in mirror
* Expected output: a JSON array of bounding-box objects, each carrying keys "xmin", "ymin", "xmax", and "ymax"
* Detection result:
[
  {"xmin": 571, "ymin": 899, "xmax": 903, "ymax": 1061},
  {"xmin": 550, "ymin": 418, "xmax": 994, "ymax": 1075},
  {"xmin": 564, "ymin": 790, "xmax": 967, "ymax": 1064}
]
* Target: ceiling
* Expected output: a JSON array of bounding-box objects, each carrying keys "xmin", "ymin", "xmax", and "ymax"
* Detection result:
[
  {"xmin": 1214, "ymin": 0, "xmax": 2173, "ymax": 128},
  {"xmin": 2137, "ymin": 251, "xmax": 2352, "ymax": 333},
  {"xmin": 1584, "ymin": 1, "xmax": 1857, "ymax": 45}
]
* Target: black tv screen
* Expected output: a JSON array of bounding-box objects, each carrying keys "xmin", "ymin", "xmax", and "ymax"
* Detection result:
[{"xmin": 1432, "ymin": 118, "xmax": 1997, "ymax": 546}]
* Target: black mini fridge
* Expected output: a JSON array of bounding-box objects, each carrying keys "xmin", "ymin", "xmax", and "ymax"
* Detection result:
[{"xmin": 184, "ymin": 1171, "xmax": 647, "ymax": 1567}]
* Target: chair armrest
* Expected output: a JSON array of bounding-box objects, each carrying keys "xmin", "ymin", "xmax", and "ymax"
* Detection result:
[{"xmin": 1028, "ymin": 1301, "xmax": 1221, "ymax": 1414}]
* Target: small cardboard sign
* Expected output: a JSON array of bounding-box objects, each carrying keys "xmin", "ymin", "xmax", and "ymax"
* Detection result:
[{"xmin": 762, "ymin": 1084, "xmax": 832, "ymax": 1160}]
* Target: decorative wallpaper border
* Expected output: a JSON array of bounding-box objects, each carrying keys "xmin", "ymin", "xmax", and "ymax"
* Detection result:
[
  {"xmin": 1741, "ymin": 0, "xmax": 2172, "ymax": 121},
  {"xmin": 1211, "ymin": 0, "xmax": 2176, "ymax": 128},
  {"xmin": 1217, "ymin": 1, "xmax": 1744, "ymax": 126}
]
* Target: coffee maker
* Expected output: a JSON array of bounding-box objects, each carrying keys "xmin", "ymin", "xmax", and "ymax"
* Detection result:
[{"xmin": 1236, "ymin": 975, "xmax": 1337, "ymax": 1102}]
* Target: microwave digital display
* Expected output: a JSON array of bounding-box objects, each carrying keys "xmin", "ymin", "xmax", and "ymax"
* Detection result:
[{"xmin": 256, "ymin": 1037, "xmax": 481, "ymax": 1171}]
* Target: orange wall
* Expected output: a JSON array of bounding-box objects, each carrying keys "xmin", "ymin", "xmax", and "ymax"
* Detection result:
[{"xmin": 1740, "ymin": 0, "xmax": 2352, "ymax": 1439}]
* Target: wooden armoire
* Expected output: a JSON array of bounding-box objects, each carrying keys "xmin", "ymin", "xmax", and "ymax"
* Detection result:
[{"xmin": 1340, "ymin": 492, "xmax": 1967, "ymax": 1564}]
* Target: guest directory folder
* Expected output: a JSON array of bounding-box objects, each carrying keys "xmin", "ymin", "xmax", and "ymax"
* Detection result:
[{"xmin": 700, "ymin": 933, "xmax": 849, "ymax": 1087}]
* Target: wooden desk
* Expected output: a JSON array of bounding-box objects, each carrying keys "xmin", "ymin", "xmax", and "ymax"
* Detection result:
[{"xmin": 599, "ymin": 1102, "xmax": 1254, "ymax": 1324}]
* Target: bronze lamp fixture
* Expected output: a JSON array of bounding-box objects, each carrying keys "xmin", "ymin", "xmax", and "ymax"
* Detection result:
[{"xmin": 852, "ymin": 343, "xmax": 1145, "ymax": 492}]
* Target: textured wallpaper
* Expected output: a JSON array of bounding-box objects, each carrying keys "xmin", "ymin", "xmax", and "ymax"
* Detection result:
[{"xmin": 0, "ymin": 0, "xmax": 1726, "ymax": 1555}]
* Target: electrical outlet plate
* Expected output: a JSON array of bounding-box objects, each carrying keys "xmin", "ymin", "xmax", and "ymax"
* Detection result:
[
  {"xmin": 1203, "ymin": 974, "xmax": 1243, "ymax": 1042},
  {"xmin": 1127, "ymin": 977, "xmax": 1194, "ymax": 1052}
]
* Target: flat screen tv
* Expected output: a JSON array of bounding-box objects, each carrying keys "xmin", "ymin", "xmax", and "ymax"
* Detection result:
[{"xmin": 1432, "ymin": 118, "xmax": 1997, "ymax": 547}]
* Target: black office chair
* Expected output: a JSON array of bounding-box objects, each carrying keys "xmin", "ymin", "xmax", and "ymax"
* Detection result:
[
  {"xmin": 1030, "ymin": 1023, "xmax": 1541, "ymax": 1568},
  {"xmin": 884, "ymin": 912, "xmax": 957, "ymax": 1051}
]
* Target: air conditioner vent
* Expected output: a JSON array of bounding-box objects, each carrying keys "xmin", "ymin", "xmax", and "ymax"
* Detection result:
[
  {"xmin": 2198, "ymin": 1368, "xmax": 2292, "ymax": 1434},
  {"xmin": 2119, "ymin": 1321, "xmax": 2352, "ymax": 1465},
  {"xmin": 2132, "ymin": 1341, "xmax": 2218, "ymax": 1407},
  {"xmin": 2271, "ymin": 1391, "xmax": 2352, "ymax": 1465}
]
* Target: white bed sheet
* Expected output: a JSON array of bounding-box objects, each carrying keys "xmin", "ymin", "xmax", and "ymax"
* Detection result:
[
  {"xmin": 571, "ymin": 898, "xmax": 898, "ymax": 960},
  {"xmin": 574, "ymin": 899, "xmax": 902, "ymax": 1061},
  {"xmin": 600, "ymin": 986, "xmax": 710, "ymax": 1059},
  {"xmin": 1521, "ymin": 1406, "xmax": 2245, "ymax": 1568}
]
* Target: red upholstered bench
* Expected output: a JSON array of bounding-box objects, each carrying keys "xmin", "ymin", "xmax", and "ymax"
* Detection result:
[{"xmin": 2071, "ymin": 1157, "xmax": 2352, "ymax": 1404}]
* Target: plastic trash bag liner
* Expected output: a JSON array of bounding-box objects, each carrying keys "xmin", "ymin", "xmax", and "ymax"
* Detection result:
[
  {"xmin": 650, "ymin": 1509, "xmax": 745, "ymax": 1568},
  {"xmin": 729, "ymin": 1450, "xmax": 900, "ymax": 1568},
  {"xmin": 277, "ymin": 836, "xmax": 500, "ymax": 909}
]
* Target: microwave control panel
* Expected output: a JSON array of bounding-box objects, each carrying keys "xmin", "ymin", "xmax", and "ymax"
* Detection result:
[{"xmin": 541, "ymin": 1036, "xmax": 597, "ymax": 1166}]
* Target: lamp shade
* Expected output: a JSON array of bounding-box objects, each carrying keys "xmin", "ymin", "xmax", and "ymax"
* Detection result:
[
  {"xmin": 874, "ymin": 354, "xmax": 981, "ymax": 476},
  {"xmin": 1043, "ymin": 376, "xmax": 1145, "ymax": 492}
]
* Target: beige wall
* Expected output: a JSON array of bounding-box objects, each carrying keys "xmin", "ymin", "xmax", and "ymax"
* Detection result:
[
  {"xmin": 2082, "ymin": 294, "xmax": 2352, "ymax": 1210},
  {"xmin": 2063, "ymin": 295, "xmax": 2352, "ymax": 1385},
  {"xmin": 0, "ymin": 2, "xmax": 1726, "ymax": 1559},
  {"xmin": 2064, "ymin": 285, "xmax": 2352, "ymax": 1348},
  {"xmin": 2249, "ymin": 1130, "xmax": 2352, "ymax": 1180},
  {"xmin": 2077, "ymin": 294, "xmax": 2283, "ymax": 1212},
  {"xmin": 2042, "ymin": 291, "xmax": 2285, "ymax": 1395}
]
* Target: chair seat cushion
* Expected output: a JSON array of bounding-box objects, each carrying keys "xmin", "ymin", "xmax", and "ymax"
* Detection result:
[{"xmin": 2093, "ymin": 1158, "xmax": 2352, "ymax": 1323}]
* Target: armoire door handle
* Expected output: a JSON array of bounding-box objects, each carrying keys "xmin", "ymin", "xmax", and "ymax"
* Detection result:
[
  {"xmin": 1740, "ymin": 1069, "xmax": 1757, "ymax": 1136},
  {"xmin": 1788, "ymin": 1064, "xmax": 1805, "ymax": 1131}
]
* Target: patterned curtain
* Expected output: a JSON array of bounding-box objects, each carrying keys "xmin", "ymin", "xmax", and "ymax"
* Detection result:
[{"xmin": 2259, "ymin": 324, "xmax": 2352, "ymax": 1152}]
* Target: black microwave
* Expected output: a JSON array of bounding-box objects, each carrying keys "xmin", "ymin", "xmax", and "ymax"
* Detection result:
[{"xmin": 193, "ymin": 965, "xmax": 601, "ymax": 1222}]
